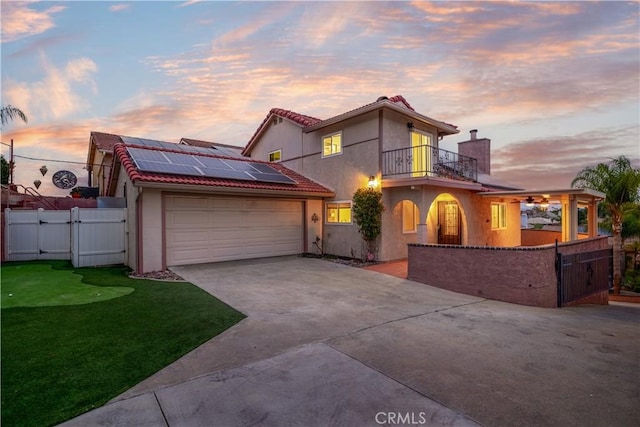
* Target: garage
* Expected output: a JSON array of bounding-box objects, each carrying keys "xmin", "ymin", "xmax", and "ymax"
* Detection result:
[{"xmin": 165, "ymin": 195, "xmax": 304, "ymax": 266}]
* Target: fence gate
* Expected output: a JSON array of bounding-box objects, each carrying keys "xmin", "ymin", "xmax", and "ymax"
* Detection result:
[
  {"xmin": 4, "ymin": 209, "xmax": 71, "ymax": 261},
  {"xmin": 4, "ymin": 207, "xmax": 126, "ymax": 267},
  {"xmin": 556, "ymin": 247, "xmax": 612, "ymax": 307}
]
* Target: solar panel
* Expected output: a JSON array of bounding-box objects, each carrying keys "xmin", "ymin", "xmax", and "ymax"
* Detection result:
[
  {"xmin": 127, "ymin": 148, "xmax": 168, "ymax": 163},
  {"xmin": 249, "ymin": 163, "xmax": 280, "ymax": 174},
  {"xmin": 224, "ymin": 159, "xmax": 256, "ymax": 172},
  {"xmin": 200, "ymin": 168, "xmax": 255, "ymax": 181},
  {"xmin": 248, "ymin": 172, "xmax": 296, "ymax": 184},
  {"xmin": 196, "ymin": 156, "xmax": 233, "ymax": 169},
  {"xmin": 163, "ymin": 152, "xmax": 203, "ymax": 167},
  {"xmin": 127, "ymin": 144, "xmax": 297, "ymax": 185},
  {"xmin": 135, "ymin": 160, "xmax": 203, "ymax": 176}
]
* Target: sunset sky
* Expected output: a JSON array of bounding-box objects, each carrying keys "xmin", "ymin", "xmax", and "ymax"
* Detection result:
[{"xmin": 1, "ymin": 1, "xmax": 638, "ymax": 196}]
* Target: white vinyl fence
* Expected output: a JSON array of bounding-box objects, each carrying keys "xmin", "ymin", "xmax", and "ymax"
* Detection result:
[{"xmin": 4, "ymin": 207, "xmax": 127, "ymax": 267}]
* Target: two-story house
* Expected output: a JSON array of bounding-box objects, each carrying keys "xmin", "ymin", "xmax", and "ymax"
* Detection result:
[
  {"xmin": 242, "ymin": 95, "xmax": 522, "ymax": 261},
  {"xmin": 88, "ymin": 95, "xmax": 603, "ymax": 274}
]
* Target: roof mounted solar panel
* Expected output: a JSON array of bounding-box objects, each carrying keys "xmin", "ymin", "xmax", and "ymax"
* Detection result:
[
  {"xmin": 200, "ymin": 168, "xmax": 255, "ymax": 182},
  {"xmin": 135, "ymin": 160, "xmax": 203, "ymax": 176},
  {"xmin": 247, "ymin": 172, "xmax": 296, "ymax": 184},
  {"xmin": 127, "ymin": 147, "xmax": 168, "ymax": 163}
]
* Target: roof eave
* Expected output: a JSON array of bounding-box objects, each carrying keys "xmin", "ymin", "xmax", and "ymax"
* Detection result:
[
  {"xmin": 304, "ymin": 100, "xmax": 459, "ymax": 135},
  {"xmin": 132, "ymin": 180, "xmax": 334, "ymax": 198}
]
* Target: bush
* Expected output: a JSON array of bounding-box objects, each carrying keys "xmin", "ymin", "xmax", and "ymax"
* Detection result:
[{"xmin": 624, "ymin": 270, "xmax": 640, "ymax": 293}]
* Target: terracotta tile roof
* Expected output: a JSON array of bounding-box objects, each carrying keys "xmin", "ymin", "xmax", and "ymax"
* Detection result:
[
  {"xmin": 112, "ymin": 143, "xmax": 333, "ymax": 196},
  {"xmin": 90, "ymin": 131, "xmax": 123, "ymax": 152},
  {"xmin": 242, "ymin": 94, "xmax": 457, "ymax": 155},
  {"xmin": 242, "ymin": 108, "xmax": 322, "ymax": 156},
  {"xmin": 387, "ymin": 95, "xmax": 415, "ymax": 111}
]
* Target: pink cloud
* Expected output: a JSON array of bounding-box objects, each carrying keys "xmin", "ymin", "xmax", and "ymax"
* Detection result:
[{"xmin": 1, "ymin": 2, "xmax": 66, "ymax": 43}]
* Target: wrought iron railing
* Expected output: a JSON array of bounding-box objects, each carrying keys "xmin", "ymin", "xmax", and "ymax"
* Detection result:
[{"xmin": 382, "ymin": 145, "xmax": 477, "ymax": 182}]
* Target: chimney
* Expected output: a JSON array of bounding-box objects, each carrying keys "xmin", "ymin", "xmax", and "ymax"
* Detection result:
[{"xmin": 458, "ymin": 129, "xmax": 491, "ymax": 175}]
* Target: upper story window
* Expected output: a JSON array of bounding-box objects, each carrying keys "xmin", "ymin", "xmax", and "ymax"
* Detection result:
[
  {"xmin": 326, "ymin": 201, "xmax": 352, "ymax": 224},
  {"xmin": 268, "ymin": 149, "xmax": 282, "ymax": 162},
  {"xmin": 322, "ymin": 132, "xmax": 342, "ymax": 158},
  {"xmin": 491, "ymin": 202, "xmax": 507, "ymax": 229}
]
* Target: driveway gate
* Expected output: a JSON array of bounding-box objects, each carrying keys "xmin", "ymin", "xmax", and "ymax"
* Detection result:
[{"xmin": 556, "ymin": 247, "xmax": 612, "ymax": 307}]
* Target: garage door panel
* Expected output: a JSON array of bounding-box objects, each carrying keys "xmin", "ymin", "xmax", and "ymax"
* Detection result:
[{"xmin": 165, "ymin": 196, "xmax": 303, "ymax": 266}]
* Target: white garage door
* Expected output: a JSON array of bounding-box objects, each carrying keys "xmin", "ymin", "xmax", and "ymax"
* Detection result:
[{"xmin": 165, "ymin": 195, "xmax": 303, "ymax": 266}]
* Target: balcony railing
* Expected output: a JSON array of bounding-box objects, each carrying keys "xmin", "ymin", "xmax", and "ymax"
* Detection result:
[{"xmin": 382, "ymin": 145, "xmax": 478, "ymax": 182}]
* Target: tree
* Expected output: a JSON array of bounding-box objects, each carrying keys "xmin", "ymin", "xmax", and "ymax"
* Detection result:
[
  {"xmin": 572, "ymin": 156, "xmax": 640, "ymax": 294},
  {"xmin": 1, "ymin": 155, "xmax": 9, "ymax": 185},
  {"xmin": 0, "ymin": 105, "xmax": 28, "ymax": 127},
  {"xmin": 352, "ymin": 187, "xmax": 385, "ymax": 260}
]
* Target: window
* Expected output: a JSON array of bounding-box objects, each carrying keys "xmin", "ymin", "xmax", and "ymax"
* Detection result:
[
  {"xmin": 410, "ymin": 131, "xmax": 434, "ymax": 177},
  {"xmin": 402, "ymin": 200, "xmax": 419, "ymax": 233},
  {"xmin": 491, "ymin": 203, "xmax": 507, "ymax": 229},
  {"xmin": 322, "ymin": 132, "xmax": 342, "ymax": 157},
  {"xmin": 268, "ymin": 149, "xmax": 282, "ymax": 162},
  {"xmin": 326, "ymin": 201, "xmax": 352, "ymax": 224}
]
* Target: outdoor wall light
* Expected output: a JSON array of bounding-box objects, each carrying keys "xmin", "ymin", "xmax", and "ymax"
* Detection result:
[
  {"xmin": 39, "ymin": 165, "xmax": 48, "ymax": 176},
  {"xmin": 311, "ymin": 213, "xmax": 319, "ymax": 223},
  {"xmin": 368, "ymin": 175, "xmax": 378, "ymax": 188},
  {"xmin": 407, "ymin": 122, "xmax": 414, "ymax": 130}
]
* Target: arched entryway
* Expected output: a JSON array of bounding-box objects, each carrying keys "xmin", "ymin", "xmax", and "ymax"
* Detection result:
[{"xmin": 427, "ymin": 193, "xmax": 467, "ymax": 245}]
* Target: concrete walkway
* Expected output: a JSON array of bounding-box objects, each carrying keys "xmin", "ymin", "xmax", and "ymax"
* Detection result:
[{"xmin": 60, "ymin": 256, "xmax": 640, "ymax": 426}]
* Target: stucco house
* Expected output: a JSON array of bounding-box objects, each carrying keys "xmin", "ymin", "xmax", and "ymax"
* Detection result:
[
  {"xmin": 242, "ymin": 95, "xmax": 524, "ymax": 262},
  {"xmin": 88, "ymin": 95, "xmax": 603, "ymax": 275}
]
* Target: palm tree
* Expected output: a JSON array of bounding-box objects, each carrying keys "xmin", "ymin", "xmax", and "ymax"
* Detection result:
[
  {"xmin": 572, "ymin": 156, "xmax": 640, "ymax": 294},
  {"xmin": 0, "ymin": 105, "xmax": 28, "ymax": 127}
]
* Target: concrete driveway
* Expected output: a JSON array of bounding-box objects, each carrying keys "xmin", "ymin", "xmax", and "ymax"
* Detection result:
[{"xmin": 62, "ymin": 256, "xmax": 639, "ymax": 426}]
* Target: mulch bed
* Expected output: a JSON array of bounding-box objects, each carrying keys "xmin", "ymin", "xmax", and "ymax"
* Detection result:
[{"xmin": 129, "ymin": 270, "xmax": 185, "ymax": 281}]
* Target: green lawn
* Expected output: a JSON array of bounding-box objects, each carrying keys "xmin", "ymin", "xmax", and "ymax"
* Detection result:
[{"xmin": 1, "ymin": 261, "xmax": 246, "ymax": 427}]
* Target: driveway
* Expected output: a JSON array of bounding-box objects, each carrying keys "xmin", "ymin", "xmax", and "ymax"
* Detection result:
[{"xmin": 62, "ymin": 256, "xmax": 639, "ymax": 426}]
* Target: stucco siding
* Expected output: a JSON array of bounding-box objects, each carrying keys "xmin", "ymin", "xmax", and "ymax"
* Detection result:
[
  {"xmin": 382, "ymin": 109, "xmax": 439, "ymax": 152},
  {"xmin": 113, "ymin": 167, "xmax": 138, "ymax": 271},
  {"xmin": 248, "ymin": 119, "xmax": 303, "ymax": 162},
  {"xmin": 141, "ymin": 189, "xmax": 164, "ymax": 272}
]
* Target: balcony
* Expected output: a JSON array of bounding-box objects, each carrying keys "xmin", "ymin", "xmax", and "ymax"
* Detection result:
[{"xmin": 382, "ymin": 145, "xmax": 478, "ymax": 182}]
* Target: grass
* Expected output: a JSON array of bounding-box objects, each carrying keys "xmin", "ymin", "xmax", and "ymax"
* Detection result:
[
  {"xmin": 2, "ymin": 263, "xmax": 133, "ymax": 308},
  {"xmin": 1, "ymin": 260, "xmax": 246, "ymax": 427}
]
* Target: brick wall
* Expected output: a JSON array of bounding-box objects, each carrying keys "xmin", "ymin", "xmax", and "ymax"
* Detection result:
[{"xmin": 407, "ymin": 237, "xmax": 609, "ymax": 308}]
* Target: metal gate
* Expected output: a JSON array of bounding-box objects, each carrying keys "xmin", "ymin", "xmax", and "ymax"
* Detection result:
[{"xmin": 556, "ymin": 247, "xmax": 612, "ymax": 307}]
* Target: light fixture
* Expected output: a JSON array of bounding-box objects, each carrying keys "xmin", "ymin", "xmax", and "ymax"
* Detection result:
[
  {"xmin": 39, "ymin": 165, "xmax": 48, "ymax": 176},
  {"xmin": 368, "ymin": 175, "xmax": 378, "ymax": 188},
  {"xmin": 525, "ymin": 196, "xmax": 535, "ymax": 207},
  {"xmin": 311, "ymin": 213, "xmax": 319, "ymax": 223},
  {"xmin": 33, "ymin": 179, "xmax": 41, "ymax": 189},
  {"xmin": 539, "ymin": 197, "xmax": 550, "ymax": 209},
  {"xmin": 407, "ymin": 122, "xmax": 414, "ymax": 130}
]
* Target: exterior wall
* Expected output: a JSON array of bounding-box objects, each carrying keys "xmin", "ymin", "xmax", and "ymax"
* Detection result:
[
  {"xmin": 380, "ymin": 187, "xmax": 521, "ymax": 261},
  {"xmin": 302, "ymin": 112, "xmax": 380, "ymax": 259},
  {"xmin": 140, "ymin": 189, "xmax": 164, "ymax": 272},
  {"xmin": 92, "ymin": 151, "xmax": 113, "ymax": 196},
  {"xmin": 113, "ymin": 168, "xmax": 139, "ymax": 271},
  {"xmin": 522, "ymin": 229, "xmax": 590, "ymax": 246},
  {"xmin": 382, "ymin": 109, "xmax": 439, "ymax": 152},
  {"xmin": 305, "ymin": 199, "xmax": 324, "ymax": 254},
  {"xmin": 407, "ymin": 236, "xmax": 609, "ymax": 308},
  {"xmin": 248, "ymin": 119, "xmax": 303, "ymax": 163}
]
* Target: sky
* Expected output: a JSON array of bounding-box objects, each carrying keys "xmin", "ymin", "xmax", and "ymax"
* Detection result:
[{"xmin": 1, "ymin": 0, "xmax": 639, "ymax": 197}]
